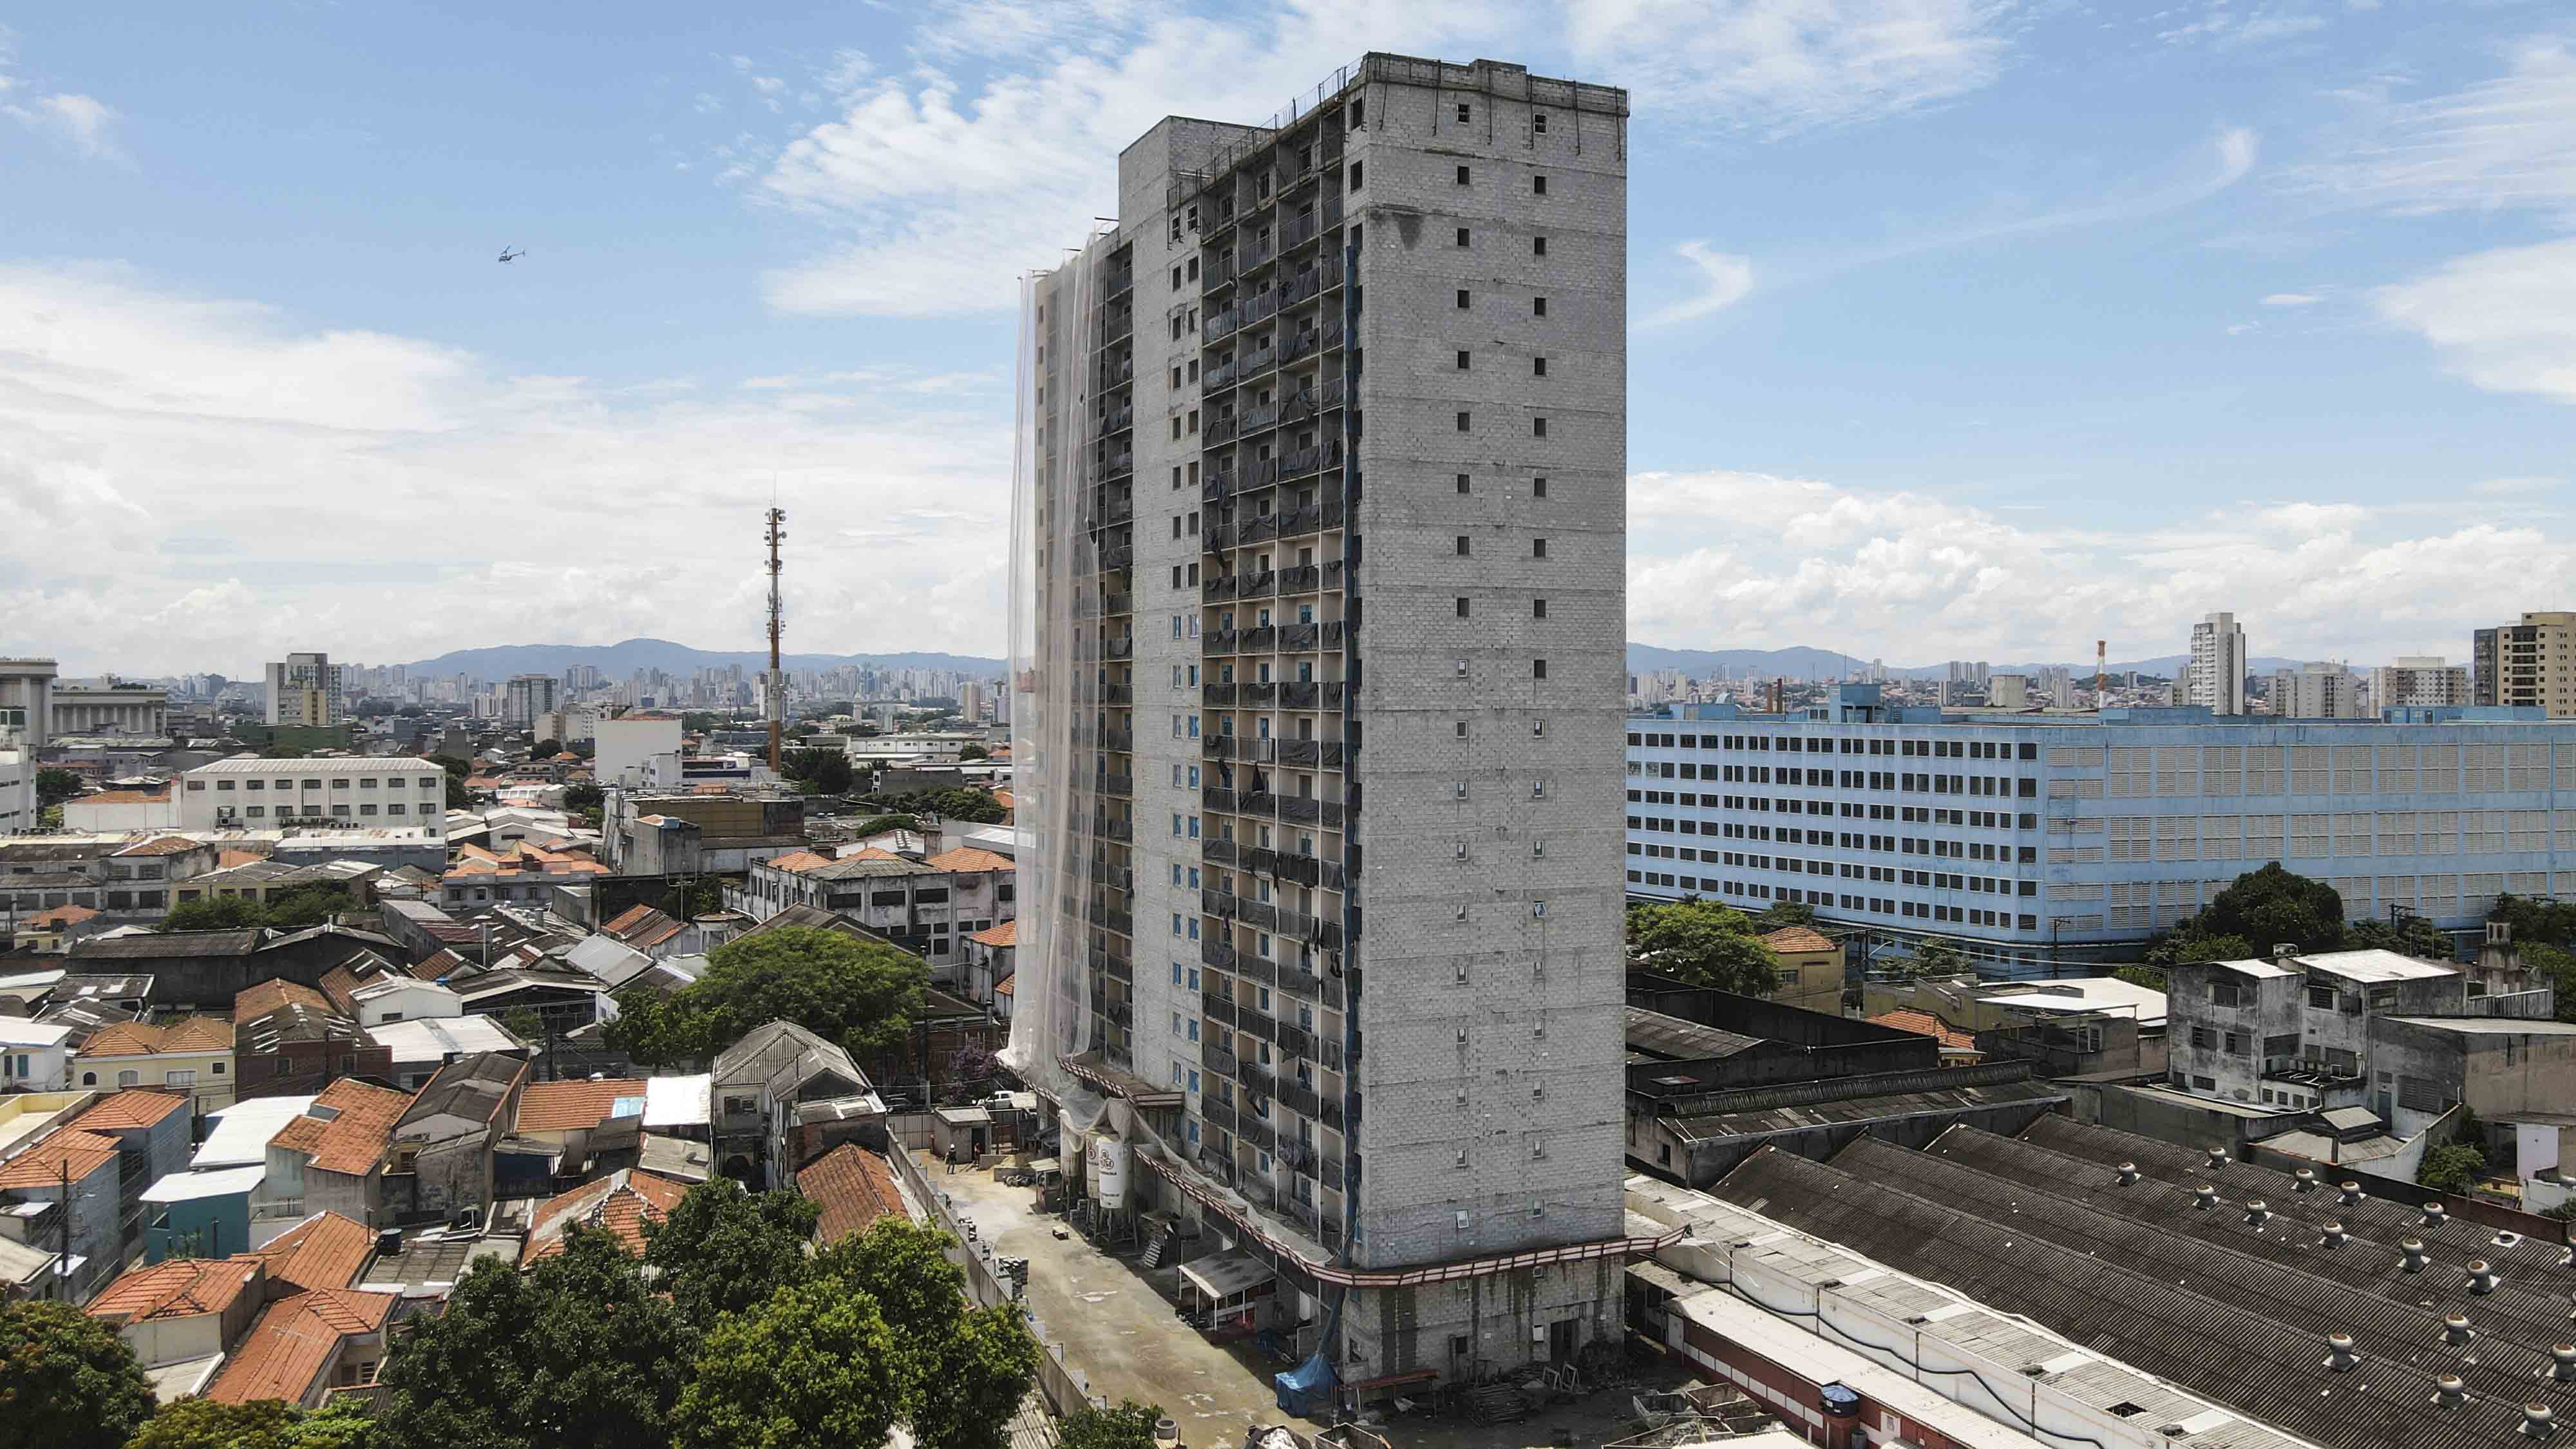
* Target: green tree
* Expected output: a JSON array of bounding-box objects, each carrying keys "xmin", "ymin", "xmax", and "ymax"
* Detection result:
[
  {"xmin": 564, "ymin": 782, "xmax": 605, "ymax": 813},
  {"xmin": 2184, "ymin": 864, "xmax": 2345, "ymax": 954},
  {"xmin": 34, "ymin": 768, "xmax": 82, "ymax": 808},
  {"xmin": 126, "ymin": 1397, "xmax": 303, "ymax": 1449},
  {"xmin": 1756, "ymin": 899, "xmax": 1816, "ymax": 928},
  {"xmin": 853, "ymin": 814, "xmax": 920, "ymax": 838},
  {"xmin": 159, "ymin": 896, "xmax": 268, "ymax": 933},
  {"xmin": 2113, "ymin": 964, "xmax": 2168, "ymax": 992},
  {"xmin": 643, "ymin": 1179, "xmax": 823, "ymax": 1332},
  {"xmin": 2523, "ymin": 942, "xmax": 2576, "ymax": 1025},
  {"xmin": 2492, "ymin": 893, "xmax": 2576, "ymax": 948},
  {"xmin": 927, "ymin": 788, "xmax": 1005, "ymax": 824},
  {"xmin": 681, "ymin": 712, "xmax": 721, "ymax": 734},
  {"xmin": 811, "ymin": 1220, "xmax": 1039, "ymax": 1449},
  {"xmin": 1624, "ymin": 900, "xmax": 1781, "ymax": 996},
  {"xmin": 2418, "ymin": 1143, "xmax": 2488, "ymax": 1196},
  {"xmin": 957, "ymin": 744, "xmax": 990, "ymax": 762},
  {"xmin": 500, "ymin": 1007, "xmax": 546, "ymax": 1045},
  {"xmin": 671, "ymin": 1278, "xmax": 904, "ymax": 1449},
  {"xmin": 605, "ymin": 925, "xmax": 927, "ymax": 1066},
  {"xmin": 278, "ymin": 1401, "xmax": 380, "ymax": 1448},
  {"xmin": 0, "ymin": 1298, "xmax": 155, "ymax": 1449},
  {"xmin": 261, "ymin": 884, "xmax": 359, "ymax": 931},
  {"xmin": 375, "ymin": 1227, "xmax": 693, "ymax": 1449},
  {"xmin": 1054, "ymin": 1400, "xmax": 1167, "ymax": 1449},
  {"xmin": 2144, "ymin": 931, "xmax": 2255, "ymax": 968},
  {"xmin": 2348, "ymin": 914, "xmax": 2458, "ymax": 961},
  {"xmin": 786, "ymin": 748, "xmax": 855, "ymax": 796},
  {"xmin": 530, "ymin": 739, "xmax": 562, "ymax": 757}
]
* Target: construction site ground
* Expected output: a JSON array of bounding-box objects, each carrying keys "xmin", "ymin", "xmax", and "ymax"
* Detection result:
[{"xmin": 931, "ymin": 1160, "xmax": 1716, "ymax": 1449}]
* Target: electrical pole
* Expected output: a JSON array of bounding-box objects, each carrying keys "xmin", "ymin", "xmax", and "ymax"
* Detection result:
[{"xmin": 765, "ymin": 506, "xmax": 787, "ymax": 773}]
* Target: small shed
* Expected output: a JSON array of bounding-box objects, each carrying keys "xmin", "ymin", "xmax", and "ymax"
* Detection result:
[{"xmin": 931, "ymin": 1105, "xmax": 992, "ymax": 1163}]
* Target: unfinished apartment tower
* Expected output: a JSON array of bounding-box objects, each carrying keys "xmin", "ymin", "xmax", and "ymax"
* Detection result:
[{"xmin": 1010, "ymin": 55, "xmax": 1640, "ymax": 1383}]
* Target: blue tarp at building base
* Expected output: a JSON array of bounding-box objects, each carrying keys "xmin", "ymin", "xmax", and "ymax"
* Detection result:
[{"xmin": 1275, "ymin": 1347, "xmax": 1338, "ymax": 1417}]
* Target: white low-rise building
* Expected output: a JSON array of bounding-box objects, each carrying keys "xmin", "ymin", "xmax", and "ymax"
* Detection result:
[
  {"xmin": 180, "ymin": 757, "xmax": 447, "ymax": 839},
  {"xmin": 0, "ymin": 1019, "xmax": 76, "ymax": 1091}
]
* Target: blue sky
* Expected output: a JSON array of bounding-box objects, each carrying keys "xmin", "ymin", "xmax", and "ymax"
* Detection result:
[{"xmin": 5, "ymin": 1, "xmax": 2572, "ymax": 677}]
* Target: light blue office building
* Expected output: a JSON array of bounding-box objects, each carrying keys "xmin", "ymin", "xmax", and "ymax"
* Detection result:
[{"xmin": 1627, "ymin": 687, "xmax": 2576, "ymax": 975}]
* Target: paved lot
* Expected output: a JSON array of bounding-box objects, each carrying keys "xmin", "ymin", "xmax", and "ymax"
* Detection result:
[{"xmin": 928, "ymin": 1159, "xmax": 1720, "ymax": 1449}]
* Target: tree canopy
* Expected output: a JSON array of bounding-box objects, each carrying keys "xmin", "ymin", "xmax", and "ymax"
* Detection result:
[
  {"xmin": 160, "ymin": 884, "xmax": 358, "ymax": 934},
  {"xmin": 671, "ymin": 1278, "xmax": 904, "ymax": 1449},
  {"xmin": 125, "ymin": 1398, "xmax": 375, "ymax": 1449},
  {"xmin": 957, "ymin": 744, "xmax": 990, "ymax": 762},
  {"xmin": 2347, "ymin": 914, "xmax": 2458, "ymax": 961},
  {"xmin": 643, "ymin": 1179, "xmax": 822, "ymax": 1332},
  {"xmin": 786, "ymin": 748, "xmax": 855, "ymax": 796},
  {"xmin": 2143, "ymin": 931, "xmax": 2255, "ymax": 968},
  {"xmin": 158, "ymin": 896, "xmax": 268, "ymax": 934},
  {"xmin": 880, "ymin": 788, "xmax": 1005, "ymax": 824},
  {"xmin": 2183, "ymin": 864, "xmax": 2346, "ymax": 954},
  {"xmin": 605, "ymin": 925, "xmax": 928, "ymax": 1066},
  {"xmin": 2418, "ymin": 1142, "xmax": 2488, "ymax": 1196},
  {"xmin": 0, "ymin": 1298, "xmax": 155, "ymax": 1449},
  {"xmin": 1624, "ymin": 900, "xmax": 1781, "ymax": 996},
  {"xmin": 374, "ymin": 1226, "xmax": 694, "ymax": 1449},
  {"xmin": 852, "ymin": 813, "xmax": 920, "ymax": 838},
  {"xmin": 1756, "ymin": 899, "xmax": 1815, "ymax": 928},
  {"xmin": 34, "ymin": 768, "xmax": 82, "ymax": 808}
]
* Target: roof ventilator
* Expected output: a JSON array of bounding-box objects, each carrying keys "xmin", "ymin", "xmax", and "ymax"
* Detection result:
[
  {"xmin": 2245, "ymin": 1200, "xmax": 2271, "ymax": 1228},
  {"xmin": 2193, "ymin": 1184, "xmax": 2219, "ymax": 1211},
  {"xmin": 2434, "ymin": 1374, "xmax": 2467, "ymax": 1409},
  {"xmin": 2292, "ymin": 1168, "xmax": 2317, "ymax": 1193},
  {"xmin": 2424, "ymin": 1201, "xmax": 2450, "ymax": 1228},
  {"xmin": 2401, "ymin": 1238, "xmax": 2429, "ymax": 1273},
  {"xmin": 2445, "ymin": 1312, "xmax": 2474, "ymax": 1345},
  {"xmin": 2472, "ymin": 1260, "xmax": 2501, "ymax": 1296},
  {"xmin": 2116, "ymin": 1162, "xmax": 2139, "ymax": 1187},
  {"xmin": 2321, "ymin": 1220, "xmax": 2348, "ymax": 1247},
  {"xmin": 2553, "ymin": 1345, "xmax": 2576, "ymax": 1383},
  {"xmin": 2324, "ymin": 1332, "xmax": 2361, "ymax": 1372},
  {"xmin": 2204, "ymin": 1147, "xmax": 2228, "ymax": 1171},
  {"xmin": 2527, "ymin": 1404, "xmax": 2558, "ymax": 1440},
  {"xmin": 2340, "ymin": 1180, "xmax": 2365, "ymax": 1206}
]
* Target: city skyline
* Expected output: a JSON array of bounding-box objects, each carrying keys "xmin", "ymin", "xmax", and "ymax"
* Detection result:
[{"xmin": 8, "ymin": 3, "xmax": 2575, "ymax": 676}]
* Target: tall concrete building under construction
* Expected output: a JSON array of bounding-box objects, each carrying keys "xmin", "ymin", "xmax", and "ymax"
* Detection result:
[{"xmin": 1010, "ymin": 55, "xmax": 1642, "ymax": 1381}]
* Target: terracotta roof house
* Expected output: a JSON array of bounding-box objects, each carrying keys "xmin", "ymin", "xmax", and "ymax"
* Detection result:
[
  {"xmin": 600, "ymin": 904, "xmax": 688, "ymax": 954},
  {"xmin": 388, "ymin": 1052, "xmax": 527, "ymax": 1224},
  {"xmin": 797, "ymin": 1142, "xmax": 907, "ymax": 1245},
  {"xmin": 204, "ymin": 1287, "xmax": 395, "ymax": 1407},
  {"xmin": 1868, "ymin": 1009, "xmax": 1985, "ymax": 1063},
  {"xmin": 87, "ymin": 1256, "xmax": 270, "ymax": 1396},
  {"xmin": 248, "ymin": 1209, "xmax": 374, "ymax": 1294},
  {"xmin": 0, "ymin": 1130, "xmax": 128, "ymax": 1298},
  {"xmin": 520, "ymin": 1168, "xmax": 692, "ymax": 1265},
  {"xmin": 265, "ymin": 1079, "xmax": 412, "ymax": 1228}
]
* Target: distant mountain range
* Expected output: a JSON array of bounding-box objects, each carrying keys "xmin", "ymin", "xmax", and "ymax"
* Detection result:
[
  {"xmin": 402, "ymin": 638, "xmax": 1005, "ymax": 681},
  {"xmin": 1625, "ymin": 643, "xmax": 2320, "ymax": 681}
]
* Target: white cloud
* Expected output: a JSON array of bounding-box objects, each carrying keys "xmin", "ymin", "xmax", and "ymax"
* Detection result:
[
  {"xmin": 1626, "ymin": 468, "xmax": 2575, "ymax": 663},
  {"xmin": 2475, "ymin": 476, "xmax": 2559, "ymax": 494},
  {"xmin": 1568, "ymin": 0, "xmax": 2023, "ymax": 138},
  {"xmin": 2373, "ymin": 238, "xmax": 2576, "ymax": 403},
  {"xmin": 0, "ymin": 265, "xmax": 1013, "ymax": 674},
  {"xmin": 2157, "ymin": 3, "xmax": 2329, "ymax": 50},
  {"xmin": 1645, "ymin": 242, "xmax": 1754, "ymax": 327},
  {"xmin": 2293, "ymin": 33, "xmax": 2576, "ymax": 218},
  {"xmin": 2259, "ymin": 291, "xmax": 2320, "ymax": 306},
  {"xmin": 1, "ymin": 28, "xmax": 121, "ymax": 161}
]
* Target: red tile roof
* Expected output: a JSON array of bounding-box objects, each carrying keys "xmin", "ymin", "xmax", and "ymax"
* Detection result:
[
  {"xmin": 1869, "ymin": 1009, "xmax": 1980, "ymax": 1054},
  {"xmin": 72, "ymin": 1090, "xmax": 192, "ymax": 1132},
  {"xmin": 270, "ymin": 1079, "xmax": 412, "ymax": 1176},
  {"xmin": 602, "ymin": 904, "xmax": 685, "ymax": 950},
  {"xmin": 1760, "ymin": 925, "xmax": 1840, "ymax": 955},
  {"xmin": 236, "ymin": 978, "xmax": 332, "ymax": 1021},
  {"xmin": 115, "ymin": 836, "xmax": 204, "ymax": 858},
  {"xmin": 24, "ymin": 904, "xmax": 100, "ymax": 929},
  {"xmin": 967, "ymin": 919, "xmax": 1017, "ymax": 948},
  {"xmin": 80, "ymin": 1016, "xmax": 234, "ymax": 1058},
  {"xmin": 88, "ymin": 1257, "xmax": 263, "ymax": 1324},
  {"xmin": 924, "ymin": 846, "xmax": 1013, "ymax": 875},
  {"xmin": 521, "ymin": 1169, "xmax": 692, "ymax": 1264},
  {"xmin": 0, "ymin": 1130, "xmax": 122, "ymax": 1189},
  {"xmin": 763, "ymin": 849, "xmax": 832, "ymax": 874},
  {"xmin": 251, "ymin": 1211, "xmax": 374, "ymax": 1294},
  {"xmin": 204, "ymin": 1289, "xmax": 393, "ymax": 1405},
  {"xmin": 515, "ymin": 1077, "xmax": 647, "ymax": 1133},
  {"xmin": 993, "ymin": 976, "xmax": 1014, "ymax": 997},
  {"xmin": 798, "ymin": 1143, "xmax": 907, "ymax": 1245},
  {"xmin": 77, "ymin": 787, "xmax": 171, "ymax": 805}
]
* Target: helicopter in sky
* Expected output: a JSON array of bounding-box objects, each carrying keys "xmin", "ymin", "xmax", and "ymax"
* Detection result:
[{"xmin": 498, "ymin": 246, "xmax": 526, "ymax": 263}]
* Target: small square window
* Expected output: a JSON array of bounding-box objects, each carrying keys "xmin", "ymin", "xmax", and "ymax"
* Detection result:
[
  {"xmin": 1533, "ymin": 296, "xmax": 1548, "ymax": 317},
  {"xmin": 1534, "ymin": 112, "xmax": 1548, "ymax": 135},
  {"xmin": 1455, "ymin": 349, "xmax": 1470, "ymax": 370},
  {"xmin": 1533, "ymin": 236, "xmax": 1548, "ymax": 257},
  {"xmin": 1349, "ymin": 161, "xmax": 1363, "ymax": 189},
  {"xmin": 1455, "ymin": 227, "xmax": 1470, "ymax": 247},
  {"xmin": 1455, "ymin": 410, "xmax": 1470, "ymax": 431},
  {"xmin": 1533, "ymin": 175, "xmax": 1548, "ymax": 195},
  {"xmin": 1455, "ymin": 164, "xmax": 1471, "ymax": 185},
  {"xmin": 1533, "ymin": 659, "xmax": 1548, "ymax": 679},
  {"xmin": 1457, "ymin": 102, "xmax": 1471, "ymax": 123},
  {"xmin": 1455, "ymin": 597, "xmax": 1470, "ymax": 618},
  {"xmin": 1455, "ymin": 536, "xmax": 1471, "ymax": 556},
  {"xmin": 1533, "ymin": 538, "xmax": 1548, "ymax": 558},
  {"xmin": 1532, "ymin": 417, "xmax": 1548, "ymax": 437},
  {"xmin": 1455, "ymin": 721, "xmax": 1468, "ymax": 738},
  {"xmin": 1533, "ymin": 357, "xmax": 1547, "ymax": 377},
  {"xmin": 1533, "ymin": 476, "xmax": 1548, "ymax": 497},
  {"xmin": 1533, "ymin": 598, "xmax": 1548, "ymax": 619},
  {"xmin": 1455, "ymin": 473, "xmax": 1470, "ymax": 494},
  {"xmin": 1455, "ymin": 288, "xmax": 1470, "ymax": 309}
]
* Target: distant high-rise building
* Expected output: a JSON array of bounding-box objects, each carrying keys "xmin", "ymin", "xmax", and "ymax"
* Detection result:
[
  {"xmin": 264, "ymin": 651, "xmax": 341, "ymax": 726},
  {"xmin": 2371, "ymin": 656, "xmax": 2470, "ymax": 711},
  {"xmin": 504, "ymin": 674, "xmax": 562, "ymax": 728},
  {"xmin": 2473, "ymin": 611, "xmax": 2576, "ymax": 716},
  {"xmin": 1012, "ymin": 55, "xmax": 1631, "ymax": 1378},
  {"xmin": 2271, "ymin": 661, "xmax": 2363, "ymax": 719},
  {"xmin": 2186, "ymin": 612, "xmax": 2248, "ymax": 715}
]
